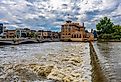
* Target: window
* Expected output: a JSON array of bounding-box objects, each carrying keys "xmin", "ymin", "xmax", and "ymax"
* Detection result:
[
  {"xmin": 68, "ymin": 28, "xmax": 71, "ymax": 32},
  {"xmin": 72, "ymin": 35, "xmax": 73, "ymax": 38},
  {"xmin": 78, "ymin": 28, "xmax": 80, "ymax": 31},
  {"xmin": 74, "ymin": 35, "xmax": 76, "ymax": 38},
  {"xmin": 80, "ymin": 34, "xmax": 81, "ymax": 38}
]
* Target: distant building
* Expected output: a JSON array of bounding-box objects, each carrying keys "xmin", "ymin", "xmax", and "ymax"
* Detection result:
[
  {"xmin": 37, "ymin": 30, "xmax": 44, "ymax": 39},
  {"xmin": 51, "ymin": 32, "xmax": 60, "ymax": 39},
  {"xmin": 0, "ymin": 23, "xmax": 6, "ymax": 38},
  {"xmin": 61, "ymin": 20, "xmax": 94, "ymax": 41},
  {"xmin": 5, "ymin": 30, "xmax": 16, "ymax": 38},
  {"xmin": 0, "ymin": 23, "xmax": 4, "ymax": 34},
  {"xmin": 43, "ymin": 31, "xmax": 52, "ymax": 39},
  {"xmin": 37, "ymin": 30, "xmax": 52, "ymax": 39},
  {"xmin": 16, "ymin": 28, "xmax": 30, "ymax": 38},
  {"xmin": 37, "ymin": 30, "xmax": 60, "ymax": 40}
]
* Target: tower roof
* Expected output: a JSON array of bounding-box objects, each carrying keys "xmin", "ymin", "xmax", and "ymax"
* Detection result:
[{"xmin": 66, "ymin": 20, "xmax": 72, "ymax": 23}]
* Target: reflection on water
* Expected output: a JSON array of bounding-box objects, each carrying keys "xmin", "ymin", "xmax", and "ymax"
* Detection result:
[{"xmin": 94, "ymin": 42, "xmax": 121, "ymax": 82}]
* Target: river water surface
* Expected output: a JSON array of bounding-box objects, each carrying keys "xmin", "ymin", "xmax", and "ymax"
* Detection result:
[
  {"xmin": 94, "ymin": 42, "xmax": 121, "ymax": 82},
  {"xmin": 1, "ymin": 42, "xmax": 120, "ymax": 82}
]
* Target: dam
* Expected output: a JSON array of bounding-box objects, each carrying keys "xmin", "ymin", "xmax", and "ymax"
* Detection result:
[{"xmin": 0, "ymin": 42, "xmax": 119, "ymax": 82}]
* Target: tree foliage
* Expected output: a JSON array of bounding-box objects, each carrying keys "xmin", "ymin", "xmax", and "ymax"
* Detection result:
[
  {"xmin": 27, "ymin": 32, "xmax": 36, "ymax": 38},
  {"xmin": 113, "ymin": 25, "xmax": 121, "ymax": 36},
  {"xmin": 96, "ymin": 17, "xmax": 114, "ymax": 34},
  {"xmin": 96, "ymin": 17, "xmax": 121, "ymax": 40}
]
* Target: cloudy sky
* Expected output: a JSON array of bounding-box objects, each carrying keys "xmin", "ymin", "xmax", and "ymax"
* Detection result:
[{"xmin": 0, "ymin": 0, "xmax": 121, "ymax": 31}]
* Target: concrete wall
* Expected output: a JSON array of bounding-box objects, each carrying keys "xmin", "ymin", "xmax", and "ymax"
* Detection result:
[
  {"xmin": 89, "ymin": 42, "xmax": 108, "ymax": 82},
  {"xmin": 70, "ymin": 38, "xmax": 83, "ymax": 41}
]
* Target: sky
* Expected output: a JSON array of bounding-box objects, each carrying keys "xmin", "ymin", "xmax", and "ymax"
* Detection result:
[{"xmin": 0, "ymin": 0, "xmax": 121, "ymax": 31}]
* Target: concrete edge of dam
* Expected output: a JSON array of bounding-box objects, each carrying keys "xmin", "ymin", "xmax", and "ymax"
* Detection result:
[{"xmin": 89, "ymin": 42, "xmax": 108, "ymax": 82}]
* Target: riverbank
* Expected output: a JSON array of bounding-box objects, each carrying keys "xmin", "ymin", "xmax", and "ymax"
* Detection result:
[{"xmin": 97, "ymin": 38, "xmax": 121, "ymax": 42}]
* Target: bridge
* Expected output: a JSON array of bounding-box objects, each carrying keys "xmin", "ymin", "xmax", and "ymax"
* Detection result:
[{"xmin": 0, "ymin": 38, "xmax": 60, "ymax": 45}]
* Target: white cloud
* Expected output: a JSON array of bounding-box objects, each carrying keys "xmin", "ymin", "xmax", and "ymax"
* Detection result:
[{"xmin": 0, "ymin": 0, "xmax": 121, "ymax": 30}]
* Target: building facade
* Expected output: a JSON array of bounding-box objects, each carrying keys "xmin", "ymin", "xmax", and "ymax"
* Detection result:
[
  {"xmin": 16, "ymin": 28, "xmax": 30, "ymax": 38},
  {"xmin": 5, "ymin": 30, "xmax": 16, "ymax": 38},
  {"xmin": 0, "ymin": 23, "xmax": 6, "ymax": 38},
  {"xmin": 51, "ymin": 32, "xmax": 60, "ymax": 39},
  {"xmin": 37, "ymin": 30, "xmax": 44, "ymax": 39},
  {"xmin": 37, "ymin": 30, "xmax": 52, "ymax": 39},
  {"xmin": 61, "ymin": 20, "xmax": 94, "ymax": 41},
  {"xmin": 0, "ymin": 23, "xmax": 4, "ymax": 34},
  {"xmin": 42, "ymin": 31, "xmax": 52, "ymax": 39},
  {"xmin": 37, "ymin": 30, "xmax": 60, "ymax": 40}
]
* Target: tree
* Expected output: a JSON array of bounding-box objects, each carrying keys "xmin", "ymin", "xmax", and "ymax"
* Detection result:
[
  {"xmin": 27, "ymin": 32, "xmax": 35, "ymax": 38},
  {"xmin": 112, "ymin": 25, "xmax": 121, "ymax": 39},
  {"xmin": 96, "ymin": 17, "xmax": 121, "ymax": 40},
  {"xmin": 96, "ymin": 17, "xmax": 114, "ymax": 34},
  {"xmin": 113, "ymin": 25, "xmax": 121, "ymax": 36}
]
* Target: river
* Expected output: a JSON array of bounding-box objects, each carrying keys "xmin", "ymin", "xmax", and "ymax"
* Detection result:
[
  {"xmin": 0, "ymin": 42, "xmax": 92, "ymax": 82},
  {"xmin": 94, "ymin": 42, "xmax": 121, "ymax": 82}
]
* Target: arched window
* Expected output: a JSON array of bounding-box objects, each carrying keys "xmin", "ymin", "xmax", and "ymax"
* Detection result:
[
  {"xmin": 72, "ymin": 35, "xmax": 73, "ymax": 38},
  {"xmin": 80, "ymin": 34, "xmax": 81, "ymax": 38},
  {"xmin": 74, "ymin": 35, "xmax": 76, "ymax": 38}
]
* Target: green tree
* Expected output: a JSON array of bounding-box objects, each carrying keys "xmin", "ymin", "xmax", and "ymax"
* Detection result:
[
  {"xmin": 113, "ymin": 25, "xmax": 121, "ymax": 35},
  {"xmin": 27, "ymin": 32, "xmax": 35, "ymax": 38},
  {"xmin": 112, "ymin": 25, "xmax": 121, "ymax": 39},
  {"xmin": 96, "ymin": 17, "xmax": 114, "ymax": 34}
]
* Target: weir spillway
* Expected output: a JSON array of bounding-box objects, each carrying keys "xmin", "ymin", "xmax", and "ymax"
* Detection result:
[{"xmin": 0, "ymin": 42, "xmax": 112, "ymax": 82}]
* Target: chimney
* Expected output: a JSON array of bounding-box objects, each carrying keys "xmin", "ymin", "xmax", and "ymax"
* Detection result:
[{"xmin": 83, "ymin": 23, "xmax": 84, "ymax": 27}]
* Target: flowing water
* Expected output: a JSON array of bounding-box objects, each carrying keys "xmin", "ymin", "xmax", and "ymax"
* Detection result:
[
  {"xmin": 94, "ymin": 42, "xmax": 121, "ymax": 82},
  {"xmin": 0, "ymin": 42, "xmax": 92, "ymax": 82}
]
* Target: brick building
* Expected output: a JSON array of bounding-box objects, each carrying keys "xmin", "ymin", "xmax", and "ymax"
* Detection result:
[
  {"xmin": 5, "ymin": 30, "xmax": 16, "ymax": 38},
  {"xmin": 61, "ymin": 20, "xmax": 94, "ymax": 41},
  {"xmin": 37, "ymin": 30, "xmax": 52, "ymax": 39}
]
